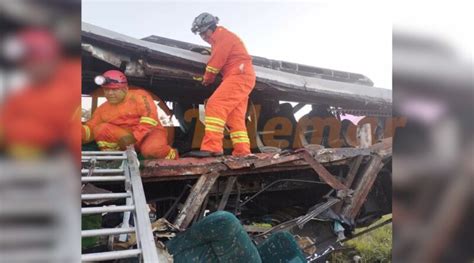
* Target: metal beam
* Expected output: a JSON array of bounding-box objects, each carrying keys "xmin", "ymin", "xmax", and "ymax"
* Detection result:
[
  {"xmin": 217, "ymin": 176, "xmax": 237, "ymax": 210},
  {"xmin": 300, "ymin": 150, "xmax": 348, "ymax": 191}
]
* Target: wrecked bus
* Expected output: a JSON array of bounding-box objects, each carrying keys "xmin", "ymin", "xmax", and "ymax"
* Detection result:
[{"xmin": 81, "ymin": 22, "xmax": 393, "ymax": 262}]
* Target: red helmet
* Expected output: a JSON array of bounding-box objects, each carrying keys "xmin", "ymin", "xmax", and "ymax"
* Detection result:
[
  {"xmin": 94, "ymin": 70, "xmax": 128, "ymax": 89},
  {"xmin": 3, "ymin": 28, "xmax": 60, "ymax": 63}
]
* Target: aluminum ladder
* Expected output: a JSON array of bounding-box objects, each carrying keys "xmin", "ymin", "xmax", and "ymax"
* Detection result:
[{"xmin": 81, "ymin": 148, "xmax": 159, "ymax": 262}]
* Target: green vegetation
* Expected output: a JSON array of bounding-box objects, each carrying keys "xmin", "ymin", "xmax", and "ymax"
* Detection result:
[
  {"xmin": 82, "ymin": 214, "xmax": 102, "ymax": 249},
  {"xmin": 331, "ymin": 215, "xmax": 392, "ymax": 262}
]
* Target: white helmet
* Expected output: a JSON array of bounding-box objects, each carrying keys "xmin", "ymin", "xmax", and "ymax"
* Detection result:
[{"xmin": 191, "ymin": 12, "xmax": 219, "ymax": 34}]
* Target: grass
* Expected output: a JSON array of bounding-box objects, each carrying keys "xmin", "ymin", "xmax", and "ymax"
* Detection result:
[{"xmin": 331, "ymin": 214, "xmax": 392, "ymax": 262}]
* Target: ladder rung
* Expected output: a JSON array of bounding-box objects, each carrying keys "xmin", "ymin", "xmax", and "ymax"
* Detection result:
[
  {"xmin": 82, "ymin": 151, "xmax": 125, "ymax": 155},
  {"xmin": 81, "ymin": 205, "xmax": 135, "ymax": 215},
  {"xmin": 81, "ymin": 249, "xmax": 142, "ymax": 262},
  {"xmin": 82, "ymin": 156, "xmax": 127, "ymax": 161},
  {"xmin": 81, "ymin": 192, "xmax": 130, "ymax": 200},
  {"xmin": 81, "ymin": 168, "xmax": 124, "ymax": 174},
  {"xmin": 81, "ymin": 176, "xmax": 126, "ymax": 182},
  {"xmin": 81, "ymin": 227, "xmax": 135, "ymax": 237}
]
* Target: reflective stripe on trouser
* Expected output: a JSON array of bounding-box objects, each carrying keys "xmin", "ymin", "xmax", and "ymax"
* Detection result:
[
  {"xmin": 97, "ymin": 140, "xmax": 120, "ymax": 151},
  {"xmin": 201, "ymin": 74, "xmax": 255, "ymax": 155},
  {"xmin": 201, "ymin": 116, "xmax": 225, "ymax": 153},
  {"xmin": 93, "ymin": 123, "xmax": 177, "ymax": 159},
  {"xmin": 230, "ymin": 130, "xmax": 251, "ymax": 156},
  {"xmin": 164, "ymin": 148, "xmax": 179, "ymax": 160}
]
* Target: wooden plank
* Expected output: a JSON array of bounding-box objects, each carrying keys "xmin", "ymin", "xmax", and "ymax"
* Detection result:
[
  {"xmin": 344, "ymin": 155, "xmax": 364, "ymax": 188},
  {"xmin": 342, "ymin": 155, "xmax": 384, "ymax": 218},
  {"xmin": 174, "ymin": 171, "xmax": 220, "ymax": 229}
]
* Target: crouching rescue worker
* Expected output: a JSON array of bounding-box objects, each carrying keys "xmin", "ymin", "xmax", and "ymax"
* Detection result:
[
  {"xmin": 188, "ymin": 12, "xmax": 256, "ymax": 158},
  {"xmin": 0, "ymin": 28, "xmax": 81, "ymax": 160},
  {"xmin": 81, "ymin": 70, "xmax": 178, "ymax": 159}
]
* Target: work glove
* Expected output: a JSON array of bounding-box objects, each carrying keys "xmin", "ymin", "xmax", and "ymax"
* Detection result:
[
  {"xmin": 193, "ymin": 76, "xmax": 203, "ymax": 82},
  {"xmin": 202, "ymin": 73, "xmax": 216, "ymax": 86},
  {"xmin": 193, "ymin": 75, "xmax": 212, "ymax": 86}
]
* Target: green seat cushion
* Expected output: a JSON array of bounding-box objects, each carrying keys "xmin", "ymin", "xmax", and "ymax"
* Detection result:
[
  {"xmin": 166, "ymin": 211, "xmax": 261, "ymax": 263},
  {"xmin": 257, "ymin": 232, "xmax": 307, "ymax": 263}
]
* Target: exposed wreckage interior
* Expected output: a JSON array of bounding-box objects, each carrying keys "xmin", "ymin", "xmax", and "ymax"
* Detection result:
[{"xmin": 81, "ymin": 22, "xmax": 393, "ymax": 261}]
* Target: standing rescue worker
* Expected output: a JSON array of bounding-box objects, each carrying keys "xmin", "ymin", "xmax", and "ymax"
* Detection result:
[
  {"xmin": 81, "ymin": 70, "xmax": 178, "ymax": 160},
  {"xmin": 189, "ymin": 13, "xmax": 256, "ymax": 157}
]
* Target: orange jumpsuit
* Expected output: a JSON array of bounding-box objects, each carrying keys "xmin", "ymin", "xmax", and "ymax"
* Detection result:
[
  {"xmin": 201, "ymin": 26, "xmax": 256, "ymax": 156},
  {"xmin": 0, "ymin": 59, "xmax": 81, "ymax": 159},
  {"xmin": 82, "ymin": 88, "xmax": 177, "ymax": 160}
]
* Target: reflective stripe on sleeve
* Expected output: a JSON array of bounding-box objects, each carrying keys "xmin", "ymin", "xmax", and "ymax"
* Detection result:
[
  {"xmin": 140, "ymin": 116, "xmax": 158, "ymax": 126},
  {"xmin": 83, "ymin": 125, "xmax": 91, "ymax": 141},
  {"xmin": 205, "ymin": 65, "xmax": 220, "ymax": 74}
]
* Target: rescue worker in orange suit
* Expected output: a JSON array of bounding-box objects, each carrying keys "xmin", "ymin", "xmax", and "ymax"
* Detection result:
[
  {"xmin": 81, "ymin": 70, "xmax": 178, "ymax": 160},
  {"xmin": 0, "ymin": 28, "xmax": 81, "ymax": 160},
  {"xmin": 188, "ymin": 13, "xmax": 256, "ymax": 158}
]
